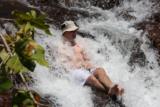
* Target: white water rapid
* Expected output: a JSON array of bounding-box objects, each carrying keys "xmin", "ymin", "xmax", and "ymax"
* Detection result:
[{"xmin": 29, "ymin": 0, "xmax": 160, "ymax": 107}]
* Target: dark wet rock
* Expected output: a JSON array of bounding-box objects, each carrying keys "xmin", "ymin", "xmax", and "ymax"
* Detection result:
[
  {"xmin": 27, "ymin": 0, "xmax": 121, "ymax": 10},
  {"xmin": 0, "ymin": 91, "xmax": 12, "ymax": 107},
  {"xmin": 0, "ymin": 0, "xmax": 29, "ymax": 31},
  {"xmin": 115, "ymin": 8, "xmax": 136, "ymax": 21},
  {"xmin": 129, "ymin": 50, "xmax": 147, "ymax": 67},
  {"xmin": 136, "ymin": 12, "xmax": 160, "ymax": 65},
  {"xmin": 0, "ymin": 0, "xmax": 31, "ymax": 19},
  {"xmin": 84, "ymin": 0, "xmax": 121, "ymax": 10},
  {"xmin": 128, "ymin": 38, "xmax": 147, "ymax": 67},
  {"xmin": 27, "ymin": 0, "xmax": 59, "ymax": 7},
  {"xmin": 0, "ymin": 0, "xmax": 89, "ymax": 29},
  {"xmin": 92, "ymin": 88, "xmax": 125, "ymax": 107},
  {"xmin": 41, "ymin": 5, "xmax": 90, "ymax": 27},
  {"xmin": 26, "ymin": 0, "xmax": 101, "ymax": 28},
  {"xmin": 0, "ymin": 0, "xmax": 90, "ymax": 28},
  {"xmin": 118, "ymin": 38, "xmax": 147, "ymax": 67},
  {"xmin": 134, "ymin": 0, "xmax": 160, "ymax": 65},
  {"xmin": 78, "ymin": 31, "xmax": 96, "ymax": 40}
]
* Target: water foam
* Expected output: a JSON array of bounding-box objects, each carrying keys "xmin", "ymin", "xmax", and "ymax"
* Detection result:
[{"xmin": 30, "ymin": 0, "xmax": 160, "ymax": 107}]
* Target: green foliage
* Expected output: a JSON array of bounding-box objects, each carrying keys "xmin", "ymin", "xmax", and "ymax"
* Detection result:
[
  {"xmin": 0, "ymin": 49, "xmax": 10, "ymax": 63},
  {"xmin": 19, "ymin": 58, "xmax": 36, "ymax": 72},
  {"xmin": 12, "ymin": 10, "xmax": 51, "ymax": 35},
  {"xmin": 30, "ymin": 44, "xmax": 48, "ymax": 67},
  {"xmin": 0, "ymin": 9, "xmax": 51, "ymax": 105},
  {"xmin": 6, "ymin": 54, "xmax": 29, "ymax": 73},
  {"xmin": 0, "ymin": 10, "xmax": 50, "ymax": 73},
  {"xmin": 0, "ymin": 78, "xmax": 13, "ymax": 93},
  {"xmin": 15, "ymin": 38, "xmax": 48, "ymax": 71},
  {"xmin": 13, "ymin": 90, "xmax": 34, "ymax": 107},
  {"xmin": 0, "ymin": 71, "xmax": 13, "ymax": 93},
  {"xmin": 4, "ymin": 34, "xmax": 16, "ymax": 45},
  {"xmin": 10, "ymin": 10, "xmax": 50, "ymax": 72}
]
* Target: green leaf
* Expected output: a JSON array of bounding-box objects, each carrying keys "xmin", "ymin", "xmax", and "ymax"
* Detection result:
[
  {"xmin": 23, "ymin": 98, "xmax": 35, "ymax": 107},
  {"xmin": 31, "ymin": 10, "xmax": 36, "ymax": 18},
  {"xmin": 6, "ymin": 54, "xmax": 29, "ymax": 73},
  {"xmin": 26, "ymin": 12, "xmax": 31, "ymax": 16},
  {"xmin": 19, "ymin": 58, "xmax": 36, "ymax": 72},
  {"xmin": 15, "ymin": 38, "xmax": 47, "ymax": 71},
  {"xmin": 12, "ymin": 11, "xmax": 32, "ymax": 25},
  {"xmin": 13, "ymin": 105, "xmax": 18, "ymax": 107},
  {"xmin": 12, "ymin": 10, "xmax": 52, "ymax": 35},
  {"xmin": 0, "ymin": 75, "xmax": 13, "ymax": 93},
  {"xmin": 0, "ymin": 49, "xmax": 10, "ymax": 63},
  {"xmin": 4, "ymin": 34, "xmax": 15, "ymax": 44},
  {"xmin": 24, "ymin": 22, "xmax": 33, "ymax": 33},
  {"xmin": 31, "ymin": 45, "xmax": 48, "ymax": 67},
  {"xmin": 13, "ymin": 90, "xmax": 34, "ymax": 107},
  {"xmin": 15, "ymin": 38, "xmax": 30, "ymax": 57},
  {"xmin": 15, "ymin": 39, "xmax": 35, "ymax": 71},
  {"xmin": 45, "ymin": 29, "xmax": 52, "ymax": 35}
]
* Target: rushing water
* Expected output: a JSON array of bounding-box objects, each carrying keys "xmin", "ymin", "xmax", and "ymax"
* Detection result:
[{"xmin": 29, "ymin": 0, "xmax": 160, "ymax": 107}]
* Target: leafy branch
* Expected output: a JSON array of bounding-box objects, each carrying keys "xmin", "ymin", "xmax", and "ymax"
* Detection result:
[{"xmin": 0, "ymin": 10, "xmax": 52, "ymax": 106}]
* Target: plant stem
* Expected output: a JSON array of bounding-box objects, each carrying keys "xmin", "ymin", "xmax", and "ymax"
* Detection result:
[
  {"xmin": 0, "ymin": 18, "xmax": 14, "ymax": 21},
  {"xmin": 0, "ymin": 33, "xmax": 12, "ymax": 56}
]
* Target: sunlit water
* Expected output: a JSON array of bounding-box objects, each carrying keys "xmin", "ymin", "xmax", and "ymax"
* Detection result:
[{"xmin": 27, "ymin": 0, "xmax": 160, "ymax": 107}]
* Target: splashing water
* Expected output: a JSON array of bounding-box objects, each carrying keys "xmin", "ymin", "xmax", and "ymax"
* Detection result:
[{"xmin": 30, "ymin": 0, "xmax": 160, "ymax": 107}]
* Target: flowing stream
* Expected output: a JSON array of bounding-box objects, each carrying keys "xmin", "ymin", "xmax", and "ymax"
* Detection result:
[{"xmin": 25, "ymin": 0, "xmax": 160, "ymax": 107}]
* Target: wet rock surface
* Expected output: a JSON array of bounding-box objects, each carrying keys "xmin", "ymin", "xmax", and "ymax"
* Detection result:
[
  {"xmin": 0, "ymin": 0, "xmax": 31, "ymax": 19},
  {"xmin": 27, "ymin": 0, "xmax": 121, "ymax": 10},
  {"xmin": 128, "ymin": 38, "xmax": 147, "ymax": 67},
  {"xmin": 86, "ymin": 0, "xmax": 121, "ymax": 10},
  {"xmin": 92, "ymin": 88, "xmax": 125, "ymax": 107},
  {"xmin": 132, "ymin": 0, "xmax": 160, "ymax": 65},
  {"xmin": 27, "ymin": 0, "xmax": 94, "ymax": 27},
  {"xmin": 0, "ymin": 91, "xmax": 12, "ymax": 107},
  {"xmin": 136, "ymin": 12, "xmax": 160, "ymax": 65}
]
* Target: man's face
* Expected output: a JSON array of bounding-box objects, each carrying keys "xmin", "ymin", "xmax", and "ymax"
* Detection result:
[{"xmin": 63, "ymin": 30, "xmax": 77, "ymax": 41}]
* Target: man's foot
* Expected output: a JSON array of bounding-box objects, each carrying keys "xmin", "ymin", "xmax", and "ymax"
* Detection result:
[{"xmin": 108, "ymin": 84, "xmax": 124, "ymax": 96}]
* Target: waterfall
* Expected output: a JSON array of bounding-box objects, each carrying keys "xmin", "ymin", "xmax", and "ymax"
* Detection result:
[{"xmin": 28, "ymin": 0, "xmax": 160, "ymax": 107}]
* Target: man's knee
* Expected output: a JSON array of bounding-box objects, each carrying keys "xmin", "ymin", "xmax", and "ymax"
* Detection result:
[
  {"xmin": 94, "ymin": 67, "xmax": 106, "ymax": 75},
  {"xmin": 85, "ymin": 75, "xmax": 97, "ymax": 85}
]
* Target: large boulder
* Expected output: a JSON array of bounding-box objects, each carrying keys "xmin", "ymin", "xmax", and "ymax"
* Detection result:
[
  {"xmin": 0, "ymin": 0, "xmax": 31, "ymax": 19},
  {"xmin": 136, "ymin": 12, "xmax": 160, "ymax": 65}
]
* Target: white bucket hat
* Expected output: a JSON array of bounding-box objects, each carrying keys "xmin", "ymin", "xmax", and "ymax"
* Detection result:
[{"xmin": 61, "ymin": 20, "xmax": 79, "ymax": 34}]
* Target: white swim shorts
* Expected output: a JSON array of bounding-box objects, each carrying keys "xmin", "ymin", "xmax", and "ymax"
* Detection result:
[{"xmin": 69, "ymin": 68, "xmax": 96, "ymax": 85}]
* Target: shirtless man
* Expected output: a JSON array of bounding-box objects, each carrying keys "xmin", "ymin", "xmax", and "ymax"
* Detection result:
[{"xmin": 61, "ymin": 20, "xmax": 124, "ymax": 96}]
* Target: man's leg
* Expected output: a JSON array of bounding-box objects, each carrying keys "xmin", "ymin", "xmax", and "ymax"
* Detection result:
[
  {"xmin": 85, "ymin": 75, "xmax": 106, "ymax": 92},
  {"xmin": 93, "ymin": 68, "xmax": 113, "ymax": 88},
  {"xmin": 93, "ymin": 68, "xmax": 124, "ymax": 96}
]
